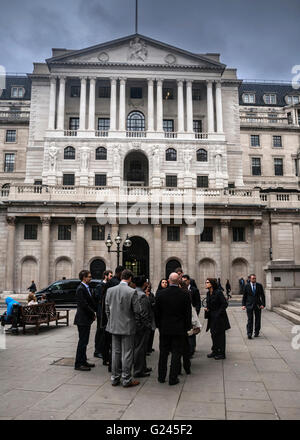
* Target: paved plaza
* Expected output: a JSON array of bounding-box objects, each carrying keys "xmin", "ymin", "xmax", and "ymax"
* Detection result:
[{"xmin": 0, "ymin": 305, "xmax": 300, "ymax": 420}]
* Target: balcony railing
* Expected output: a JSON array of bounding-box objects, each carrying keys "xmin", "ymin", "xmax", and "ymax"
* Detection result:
[
  {"xmin": 126, "ymin": 131, "xmax": 147, "ymax": 138},
  {"xmin": 0, "ymin": 111, "xmax": 30, "ymax": 121},
  {"xmin": 164, "ymin": 131, "xmax": 178, "ymax": 139},
  {"xmin": 64, "ymin": 130, "xmax": 77, "ymax": 136},
  {"xmin": 195, "ymin": 132, "xmax": 209, "ymax": 139},
  {"xmin": 95, "ymin": 130, "xmax": 109, "ymax": 137},
  {"xmin": 240, "ymin": 116, "xmax": 290, "ymax": 125}
]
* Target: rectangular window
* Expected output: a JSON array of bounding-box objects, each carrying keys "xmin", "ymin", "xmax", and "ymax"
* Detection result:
[
  {"xmin": 130, "ymin": 87, "xmax": 142, "ymax": 99},
  {"xmin": 6, "ymin": 130, "xmax": 16, "ymax": 142},
  {"xmin": 250, "ymin": 135, "xmax": 260, "ymax": 147},
  {"xmin": 268, "ymin": 113, "xmax": 277, "ymax": 123},
  {"xmin": 233, "ymin": 227, "xmax": 245, "ymax": 242},
  {"xmin": 98, "ymin": 118, "xmax": 110, "ymax": 131},
  {"xmin": 243, "ymin": 93, "xmax": 255, "ymax": 103},
  {"xmin": 264, "ymin": 94, "xmax": 277, "ymax": 104},
  {"xmin": 193, "ymin": 120, "xmax": 202, "ymax": 133},
  {"xmin": 163, "ymin": 88, "xmax": 174, "ymax": 100},
  {"xmin": 70, "ymin": 86, "xmax": 80, "ymax": 97},
  {"xmin": 95, "ymin": 174, "xmax": 107, "ymax": 186},
  {"xmin": 197, "ymin": 175, "xmax": 209, "ymax": 188},
  {"xmin": 99, "ymin": 86, "xmax": 111, "ymax": 98},
  {"xmin": 274, "ymin": 158, "xmax": 283, "ymax": 176},
  {"xmin": 69, "ymin": 117, "xmax": 79, "ymax": 131},
  {"xmin": 4, "ymin": 154, "xmax": 15, "ymax": 172},
  {"xmin": 246, "ymin": 113, "xmax": 258, "ymax": 122},
  {"xmin": 273, "ymin": 136, "xmax": 282, "ymax": 147},
  {"xmin": 251, "ymin": 158, "xmax": 261, "ymax": 176},
  {"xmin": 287, "ymin": 112, "xmax": 293, "ymax": 125},
  {"xmin": 200, "ymin": 226, "xmax": 213, "ymax": 242},
  {"xmin": 63, "ymin": 174, "xmax": 75, "ymax": 186},
  {"xmin": 167, "ymin": 226, "xmax": 180, "ymax": 241},
  {"xmin": 295, "ymin": 159, "xmax": 299, "ymax": 177},
  {"xmin": 163, "ymin": 119, "xmax": 174, "ymax": 132},
  {"xmin": 92, "ymin": 225, "xmax": 105, "ymax": 241},
  {"xmin": 192, "ymin": 89, "xmax": 201, "ymax": 101},
  {"xmin": 24, "ymin": 224, "xmax": 38, "ymax": 240},
  {"xmin": 58, "ymin": 225, "xmax": 71, "ymax": 240},
  {"xmin": 11, "ymin": 87, "xmax": 24, "ymax": 98},
  {"xmin": 166, "ymin": 175, "xmax": 177, "ymax": 187}
]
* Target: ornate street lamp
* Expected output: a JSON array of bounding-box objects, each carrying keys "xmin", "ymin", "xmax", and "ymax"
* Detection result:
[{"xmin": 105, "ymin": 231, "xmax": 132, "ymax": 266}]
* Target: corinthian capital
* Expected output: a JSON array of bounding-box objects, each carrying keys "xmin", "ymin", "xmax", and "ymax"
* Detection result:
[{"xmin": 6, "ymin": 216, "xmax": 16, "ymax": 226}]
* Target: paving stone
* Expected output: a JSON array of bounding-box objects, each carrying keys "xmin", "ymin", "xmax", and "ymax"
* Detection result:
[
  {"xmin": 16, "ymin": 371, "xmax": 76, "ymax": 392},
  {"xmin": 68, "ymin": 402, "xmax": 127, "ymax": 420},
  {"xmin": 66, "ymin": 369, "xmax": 109, "ymax": 387},
  {"xmin": 180, "ymin": 390, "xmax": 224, "ymax": 403},
  {"xmin": 253, "ymin": 358, "xmax": 291, "ymax": 373},
  {"xmin": 15, "ymin": 410, "xmax": 70, "ymax": 420},
  {"xmin": 224, "ymin": 381, "xmax": 269, "ymax": 400},
  {"xmin": 225, "ymin": 398, "xmax": 276, "ymax": 414},
  {"xmin": 121, "ymin": 392, "xmax": 178, "ymax": 420},
  {"xmin": 0, "ymin": 390, "xmax": 49, "ymax": 418},
  {"xmin": 248, "ymin": 346, "xmax": 281, "ymax": 359},
  {"xmin": 257, "ymin": 372, "xmax": 300, "ymax": 391},
  {"xmin": 227, "ymin": 411, "xmax": 279, "ymax": 420},
  {"xmin": 174, "ymin": 401, "xmax": 226, "ymax": 420},
  {"xmin": 268, "ymin": 390, "xmax": 300, "ymax": 408},
  {"xmin": 223, "ymin": 360, "xmax": 261, "ymax": 382},
  {"xmin": 87, "ymin": 381, "xmax": 142, "ymax": 405},
  {"xmin": 278, "ymin": 350, "xmax": 300, "ymax": 363},
  {"xmin": 276, "ymin": 407, "xmax": 300, "ymax": 420}
]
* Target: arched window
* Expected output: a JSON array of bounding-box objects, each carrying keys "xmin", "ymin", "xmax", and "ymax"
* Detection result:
[
  {"xmin": 95, "ymin": 147, "xmax": 107, "ymax": 160},
  {"xmin": 165, "ymin": 260, "xmax": 181, "ymax": 278},
  {"xmin": 197, "ymin": 148, "xmax": 208, "ymax": 162},
  {"xmin": 166, "ymin": 148, "xmax": 177, "ymax": 161},
  {"xmin": 127, "ymin": 111, "xmax": 145, "ymax": 131},
  {"xmin": 64, "ymin": 146, "xmax": 75, "ymax": 160},
  {"xmin": 1, "ymin": 183, "xmax": 10, "ymax": 197}
]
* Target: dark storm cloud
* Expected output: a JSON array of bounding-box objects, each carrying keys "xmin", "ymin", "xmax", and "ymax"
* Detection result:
[{"xmin": 0, "ymin": 0, "xmax": 299, "ymax": 80}]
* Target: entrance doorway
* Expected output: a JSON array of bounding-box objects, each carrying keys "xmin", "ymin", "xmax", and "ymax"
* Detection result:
[
  {"xmin": 165, "ymin": 259, "xmax": 181, "ymax": 278},
  {"xmin": 90, "ymin": 259, "xmax": 106, "ymax": 280},
  {"xmin": 123, "ymin": 151, "xmax": 149, "ymax": 186},
  {"xmin": 123, "ymin": 236, "xmax": 149, "ymax": 278}
]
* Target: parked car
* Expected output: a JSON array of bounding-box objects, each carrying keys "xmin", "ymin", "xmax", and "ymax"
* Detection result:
[{"xmin": 35, "ymin": 279, "xmax": 102, "ymax": 305}]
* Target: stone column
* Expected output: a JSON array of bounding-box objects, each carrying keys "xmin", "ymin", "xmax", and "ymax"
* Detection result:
[
  {"xmin": 40, "ymin": 216, "xmax": 51, "ymax": 288},
  {"xmin": 57, "ymin": 76, "xmax": 66, "ymax": 130},
  {"xmin": 88, "ymin": 77, "xmax": 96, "ymax": 131},
  {"xmin": 156, "ymin": 79, "xmax": 163, "ymax": 132},
  {"xmin": 253, "ymin": 220, "xmax": 263, "ymax": 281},
  {"xmin": 5, "ymin": 216, "xmax": 16, "ymax": 293},
  {"xmin": 215, "ymin": 81, "xmax": 224, "ymax": 133},
  {"xmin": 187, "ymin": 224, "xmax": 196, "ymax": 277},
  {"xmin": 147, "ymin": 78, "xmax": 154, "ymax": 132},
  {"xmin": 271, "ymin": 222, "xmax": 279, "ymax": 260},
  {"xmin": 119, "ymin": 78, "xmax": 126, "ymax": 131},
  {"xmin": 293, "ymin": 222, "xmax": 300, "ymax": 264},
  {"xmin": 220, "ymin": 219, "xmax": 230, "ymax": 284},
  {"xmin": 75, "ymin": 217, "xmax": 86, "ymax": 277},
  {"xmin": 186, "ymin": 80, "xmax": 193, "ymax": 132},
  {"xmin": 48, "ymin": 76, "xmax": 57, "ymax": 130},
  {"xmin": 79, "ymin": 77, "xmax": 87, "ymax": 130},
  {"xmin": 206, "ymin": 80, "xmax": 214, "ymax": 133},
  {"xmin": 110, "ymin": 78, "xmax": 117, "ymax": 131},
  {"xmin": 177, "ymin": 80, "xmax": 184, "ymax": 132},
  {"xmin": 153, "ymin": 223, "xmax": 162, "ymax": 289}
]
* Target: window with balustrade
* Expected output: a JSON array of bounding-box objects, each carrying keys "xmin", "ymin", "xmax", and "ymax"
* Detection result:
[
  {"xmin": 4, "ymin": 154, "xmax": 15, "ymax": 172},
  {"xmin": 98, "ymin": 118, "xmax": 110, "ymax": 131},
  {"xmin": 166, "ymin": 175, "xmax": 177, "ymax": 187},
  {"xmin": 196, "ymin": 149, "xmax": 208, "ymax": 162},
  {"xmin": 6, "ymin": 130, "xmax": 16, "ymax": 142},
  {"xmin": 64, "ymin": 146, "xmax": 75, "ymax": 159},
  {"xmin": 69, "ymin": 118, "xmax": 79, "ymax": 131},
  {"xmin": 95, "ymin": 147, "xmax": 107, "ymax": 160},
  {"xmin": 193, "ymin": 120, "xmax": 202, "ymax": 133},
  {"xmin": 251, "ymin": 158, "xmax": 261, "ymax": 176},
  {"xmin": 250, "ymin": 135, "xmax": 260, "ymax": 147},
  {"xmin": 63, "ymin": 173, "xmax": 75, "ymax": 186},
  {"xmin": 165, "ymin": 148, "xmax": 177, "ymax": 161},
  {"xmin": 273, "ymin": 136, "xmax": 282, "ymax": 147},
  {"xmin": 163, "ymin": 119, "xmax": 174, "ymax": 132},
  {"xmin": 127, "ymin": 111, "xmax": 145, "ymax": 131},
  {"xmin": 58, "ymin": 225, "xmax": 71, "ymax": 240},
  {"xmin": 24, "ymin": 224, "xmax": 38, "ymax": 240},
  {"xmin": 95, "ymin": 174, "xmax": 107, "ymax": 186},
  {"xmin": 274, "ymin": 158, "xmax": 283, "ymax": 176},
  {"xmin": 197, "ymin": 175, "xmax": 209, "ymax": 188}
]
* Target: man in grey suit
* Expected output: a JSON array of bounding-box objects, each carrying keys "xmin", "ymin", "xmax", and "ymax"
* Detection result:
[{"xmin": 105, "ymin": 269, "xmax": 141, "ymax": 387}]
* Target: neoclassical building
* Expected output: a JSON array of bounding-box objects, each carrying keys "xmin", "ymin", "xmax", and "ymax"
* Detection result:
[{"xmin": 0, "ymin": 33, "xmax": 299, "ymax": 305}]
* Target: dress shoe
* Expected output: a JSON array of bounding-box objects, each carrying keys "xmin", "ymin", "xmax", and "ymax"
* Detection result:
[
  {"xmin": 207, "ymin": 352, "xmax": 217, "ymax": 358},
  {"xmin": 84, "ymin": 362, "xmax": 95, "ymax": 368},
  {"xmin": 94, "ymin": 352, "xmax": 103, "ymax": 359},
  {"xmin": 144, "ymin": 367, "xmax": 152, "ymax": 373},
  {"xmin": 111, "ymin": 381, "xmax": 120, "ymax": 386},
  {"xmin": 184, "ymin": 368, "xmax": 191, "ymax": 374},
  {"xmin": 108, "ymin": 366, "xmax": 112, "ymax": 373},
  {"xmin": 248, "ymin": 335, "xmax": 252, "ymax": 339},
  {"xmin": 254, "ymin": 333, "xmax": 259, "ymax": 337},
  {"xmin": 134, "ymin": 372, "xmax": 150, "ymax": 378},
  {"xmin": 151, "ymin": 348, "xmax": 155, "ymax": 352},
  {"xmin": 103, "ymin": 361, "xmax": 109, "ymax": 366},
  {"xmin": 123, "ymin": 380, "xmax": 140, "ymax": 388},
  {"xmin": 169, "ymin": 378, "xmax": 180, "ymax": 386},
  {"xmin": 158, "ymin": 378, "xmax": 165, "ymax": 383},
  {"xmin": 75, "ymin": 365, "xmax": 91, "ymax": 371},
  {"xmin": 214, "ymin": 355, "xmax": 225, "ymax": 360}
]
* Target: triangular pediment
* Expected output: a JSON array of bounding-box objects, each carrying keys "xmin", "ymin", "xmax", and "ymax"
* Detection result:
[{"xmin": 46, "ymin": 34, "xmax": 225, "ymax": 71}]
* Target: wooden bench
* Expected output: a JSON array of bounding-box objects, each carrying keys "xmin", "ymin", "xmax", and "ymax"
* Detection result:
[{"xmin": 14, "ymin": 302, "xmax": 69, "ymax": 335}]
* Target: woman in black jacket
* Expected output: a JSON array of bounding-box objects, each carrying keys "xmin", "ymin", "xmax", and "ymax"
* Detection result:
[{"xmin": 204, "ymin": 278, "xmax": 230, "ymax": 360}]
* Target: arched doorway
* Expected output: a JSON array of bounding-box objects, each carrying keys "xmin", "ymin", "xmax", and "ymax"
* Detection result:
[
  {"xmin": 165, "ymin": 259, "xmax": 181, "ymax": 278},
  {"xmin": 199, "ymin": 258, "xmax": 216, "ymax": 291},
  {"xmin": 21, "ymin": 257, "xmax": 38, "ymax": 292},
  {"xmin": 124, "ymin": 151, "xmax": 149, "ymax": 186},
  {"xmin": 55, "ymin": 257, "xmax": 72, "ymax": 280},
  {"xmin": 90, "ymin": 259, "xmax": 106, "ymax": 280},
  {"xmin": 123, "ymin": 236, "xmax": 149, "ymax": 278},
  {"xmin": 232, "ymin": 258, "xmax": 249, "ymax": 294}
]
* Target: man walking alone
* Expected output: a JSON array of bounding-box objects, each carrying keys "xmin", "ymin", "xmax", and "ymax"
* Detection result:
[{"xmin": 242, "ymin": 273, "xmax": 265, "ymax": 339}]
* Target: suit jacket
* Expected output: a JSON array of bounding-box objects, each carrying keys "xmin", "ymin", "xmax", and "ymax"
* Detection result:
[
  {"xmin": 105, "ymin": 282, "xmax": 141, "ymax": 335},
  {"xmin": 155, "ymin": 285, "xmax": 192, "ymax": 335},
  {"xmin": 242, "ymin": 282, "xmax": 265, "ymax": 309},
  {"xmin": 135, "ymin": 287, "xmax": 153, "ymax": 332},
  {"xmin": 74, "ymin": 283, "xmax": 97, "ymax": 326},
  {"xmin": 205, "ymin": 289, "xmax": 231, "ymax": 334},
  {"xmin": 189, "ymin": 286, "xmax": 201, "ymax": 314}
]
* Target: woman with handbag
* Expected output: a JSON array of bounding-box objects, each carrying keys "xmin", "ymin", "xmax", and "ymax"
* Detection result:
[{"xmin": 204, "ymin": 278, "xmax": 231, "ymax": 360}]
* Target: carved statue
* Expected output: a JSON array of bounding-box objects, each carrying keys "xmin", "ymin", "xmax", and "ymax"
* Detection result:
[
  {"xmin": 48, "ymin": 143, "xmax": 58, "ymax": 172},
  {"xmin": 113, "ymin": 145, "xmax": 120, "ymax": 171},
  {"xmin": 80, "ymin": 147, "xmax": 90, "ymax": 172},
  {"xmin": 129, "ymin": 37, "xmax": 148, "ymax": 62},
  {"xmin": 152, "ymin": 146, "xmax": 160, "ymax": 169},
  {"xmin": 216, "ymin": 153, "xmax": 222, "ymax": 173},
  {"xmin": 184, "ymin": 150, "xmax": 192, "ymax": 173}
]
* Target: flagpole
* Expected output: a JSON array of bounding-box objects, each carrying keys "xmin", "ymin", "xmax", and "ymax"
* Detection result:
[{"xmin": 135, "ymin": 0, "xmax": 138, "ymax": 34}]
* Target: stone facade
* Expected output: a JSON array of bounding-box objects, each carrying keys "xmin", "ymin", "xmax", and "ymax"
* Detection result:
[{"xmin": 0, "ymin": 34, "xmax": 299, "ymax": 301}]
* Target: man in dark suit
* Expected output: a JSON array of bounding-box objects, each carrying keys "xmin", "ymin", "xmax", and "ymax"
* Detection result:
[
  {"xmin": 74, "ymin": 270, "xmax": 97, "ymax": 371},
  {"xmin": 94, "ymin": 270, "xmax": 113, "ymax": 360},
  {"xmin": 175, "ymin": 267, "xmax": 198, "ymax": 290},
  {"xmin": 242, "ymin": 273, "xmax": 265, "ymax": 339},
  {"xmin": 155, "ymin": 272, "xmax": 192, "ymax": 386},
  {"xmin": 109, "ymin": 265, "xmax": 124, "ymax": 287}
]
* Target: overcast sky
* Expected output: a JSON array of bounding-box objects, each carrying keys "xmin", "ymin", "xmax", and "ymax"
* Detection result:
[{"xmin": 1, "ymin": 0, "xmax": 300, "ymax": 80}]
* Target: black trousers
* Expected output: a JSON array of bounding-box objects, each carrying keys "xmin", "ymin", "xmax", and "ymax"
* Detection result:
[
  {"xmin": 103, "ymin": 330, "xmax": 112, "ymax": 365},
  {"xmin": 181, "ymin": 335, "xmax": 191, "ymax": 373},
  {"xmin": 147, "ymin": 329, "xmax": 155, "ymax": 353},
  {"xmin": 246, "ymin": 306, "xmax": 262, "ymax": 336},
  {"xmin": 158, "ymin": 334, "xmax": 185, "ymax": 383},
  {"xmin": 75, "ymin": 325, "xmax": 91, "ymax": 367},
  {"xmin": 94, "ymin": 316, "xmax": 105, "ymax": 355},
  {"xmin": 211, "ymin": 330, "xmax": 226, "ymax": 356}
]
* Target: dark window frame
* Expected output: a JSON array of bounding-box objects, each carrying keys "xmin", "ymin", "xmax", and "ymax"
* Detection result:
[
  {"xmin": 95, "ymin": 174, "xmax": 107, "ymax": 186},
  {"xmin": 130, "ymin": 87, "xmax": 143, "ymax": 99},
  {"xmin": 127, "ymin": 111, "xmax": 145, "ymax": 131},
  {"xmin": 251, "ymin": 157, "xmax": 261, "ymax": 176},
  {"xmin": 163, "ymin": 119, "xmax": 174, "ymax": 132},
  {"xmin": 197, "ymin": 175, "xmax": 209, "ymax": 188},
  {"xmin": 98, "ymin": 118, "xmax": 110, "ymax": 131},
  {"xmin": 250, "ymin": 135, "xmax": 260, "ymax": 147},
  {"xmin": 166, "ymin": 175, "xmax": 178, "ymax": 187},
  {"xmin": 4, "ymin": 153, "xmax": 15, "ymax": 172},
  {"xmin": 200, "ymin": 226, "xmax": 213, "ymax": 242},
  {"xmin": 193, "ymin": 120, "xmax": 202, "ymax": 133},
  {"xmin": 92, "ymin": 225, "xmax": 105, "ymax": 241},
  {"xmin": 273, "ymin": 136, "xmax": 282, "ymax": 148},
  {"xmin": 95, "ymin": 146, "xmax": 107, "ymax": 160},
  {"xmin": 196, "ymin": 148, "xmax": 208, "ymax": 162},
  {"xmin": 167, "ymin": 226, "xmax": 180, "ymax": 241},
  {"xmin": 64, "ymin": 146, "xmax": 76, "ymax": 160},
  {"xmin": 163, "ymin": 88, "xmax": 174, "ymax": 100},
  {"xmin": 24, "ymin": 224, "xmax": 38, "ymax": 240},
  {"xmin": 63, "ymin": 173, "xmax": 75, "ymax": 186},
  {"xmin": 58, "ymin": 225, "xmax": 72, "ymax": 241},
  {"xmin": 69, "ymin": 117, "xmax": 80, "ymax": 131},
  {"xmin": 70, "ymin": 85, "xmax": 80, "ymax": 97},
  {"xmin": 274, "ymin": 158, "xmax": 283, "ymax": 176},
  {"xmin": 233, "ymin": 227, "xmax": 245, "ymax": 242},
  {"xmin": 99, "ymin": 86, "xmax": 111, "ymax": 98},
  {"xmin": 165, "ymin": 148, "xmax": 177, "ymax": 161}
]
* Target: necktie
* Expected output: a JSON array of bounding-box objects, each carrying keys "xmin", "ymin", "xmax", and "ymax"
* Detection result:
[{"xmin": 252, "ymin": 284, "xmax": 256, "ymax": 295}]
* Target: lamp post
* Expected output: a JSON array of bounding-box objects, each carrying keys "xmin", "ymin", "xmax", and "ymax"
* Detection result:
[{"xmin": 105, "ymin": 231, "xmax": 132, "ymax": 266}]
